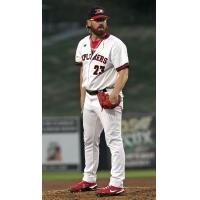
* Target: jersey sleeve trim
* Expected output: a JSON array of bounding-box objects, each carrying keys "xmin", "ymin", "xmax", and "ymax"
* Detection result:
[
  {"xmin": 75, "ymin": 61, "xmax": 82, "ymax": 65},
  {"xmin": 116, "ymin": 63, "xmax": 129, "ymax": 72}
]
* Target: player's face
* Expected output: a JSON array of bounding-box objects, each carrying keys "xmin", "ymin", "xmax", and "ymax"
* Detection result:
[{"xmin": 89, "ymin": 18, "xmax": 108, "ymax": 37}]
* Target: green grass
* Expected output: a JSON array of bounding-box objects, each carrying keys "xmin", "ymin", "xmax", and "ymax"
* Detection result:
[
  {"xmin": 43, "ymin": 169, "xmax": 156, "ymax": 182},
  {"xmin": 43, "ymin": 25, "xmax": 155, "ymax": 116}
]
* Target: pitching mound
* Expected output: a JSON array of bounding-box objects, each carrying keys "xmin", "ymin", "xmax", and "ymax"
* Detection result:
[{"xmin": 42, "ymin": 187, "xmax": 156, "ymax": 200}]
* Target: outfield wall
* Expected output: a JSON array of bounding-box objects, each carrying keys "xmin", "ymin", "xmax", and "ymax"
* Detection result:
[{"xmin": 42, "ymin": 114, "xmax": 156, "ymax": 171}]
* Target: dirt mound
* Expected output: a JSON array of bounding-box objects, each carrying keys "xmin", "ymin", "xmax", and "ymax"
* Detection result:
[
  {"xmin": 42, "ymin": 187, "xmax": 156, "ymax": 200},
  {"xmin": 42, "ymin": 178, "xmax": 156, "ymax": 192}
]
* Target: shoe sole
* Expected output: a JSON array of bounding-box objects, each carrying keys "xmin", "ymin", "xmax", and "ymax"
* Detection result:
[
  {"xmin": 96, "ymin": 190, "xmax": 125, "ymax": 197},
  {"xmin": 69, "ymin": 185, "xmax": 98, "ymax": 193},
  {"xmin": 81, "ymin": 185, "xmax": 98, "ymax": 192}
]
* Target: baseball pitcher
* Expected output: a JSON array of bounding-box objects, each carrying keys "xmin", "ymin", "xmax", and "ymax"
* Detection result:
[{"xmin": 69, "ymin": 6, "xmax": 129, "ymax": 197}]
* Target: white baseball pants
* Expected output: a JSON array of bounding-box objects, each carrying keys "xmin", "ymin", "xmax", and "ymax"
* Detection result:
[{"xmin": 82, "ymin": 92, "xmax": 125, "ymax": 187}]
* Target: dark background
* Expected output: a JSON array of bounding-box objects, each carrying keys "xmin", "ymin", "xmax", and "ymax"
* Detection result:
[{"xmin": 42, "ymin": 0, "xmax": 156, "ymax": 116}]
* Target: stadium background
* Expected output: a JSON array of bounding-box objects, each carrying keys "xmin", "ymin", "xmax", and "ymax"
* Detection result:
[{"xmin": 42, "ymin": 0, "xmax": 156, "ymax": 199}]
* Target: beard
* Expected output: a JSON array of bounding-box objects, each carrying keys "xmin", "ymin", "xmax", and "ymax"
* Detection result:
[{"xmin": 90, "ymin": 25, "xmax": 107, "ymax": 37}]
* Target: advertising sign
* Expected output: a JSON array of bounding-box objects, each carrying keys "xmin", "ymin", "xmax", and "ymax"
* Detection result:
[
  {"xmin": 122, "ymin": 115, "xmax": 156, "ymax": 168},
  {"xmin": 42, "ymin": 117, "xmax": 81, "ymax": 171}
]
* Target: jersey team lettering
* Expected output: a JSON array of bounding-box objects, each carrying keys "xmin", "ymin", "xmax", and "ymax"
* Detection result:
[{"xmin": 82, "ymin": 53, "xmax": 108, "ymax": 64}]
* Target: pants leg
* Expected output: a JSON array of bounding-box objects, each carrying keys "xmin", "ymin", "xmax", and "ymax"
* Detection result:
[
  {"xmin": 82, "ymin": 107, "xmax": 103, "ymax": 183},
  {"xmin": 98, "ymin": 107, "xmax": 125, "ymax": 187}
]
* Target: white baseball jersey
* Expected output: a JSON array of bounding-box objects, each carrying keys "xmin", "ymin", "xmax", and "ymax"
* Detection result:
[
  {"xmin": 76, "ymin": 33, "xmax": 128, "ymax": 187},
  {"xmin": 75, "ymin": 33, "xmax": 129, "ymax": 91}
]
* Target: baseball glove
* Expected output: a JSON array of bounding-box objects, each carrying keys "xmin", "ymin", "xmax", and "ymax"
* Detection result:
[{"xmin": 97, "ymin": 91, "xmax": 121, "ymax": 109}]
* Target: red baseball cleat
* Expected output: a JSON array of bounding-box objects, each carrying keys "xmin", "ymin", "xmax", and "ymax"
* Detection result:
[
  {"xmin": 96, "ymin": 185, "xmax": 125, "ymax": 197},
  {"xmin": 69, "ymin": 180, "xmax": 98, "ymax": 193}
]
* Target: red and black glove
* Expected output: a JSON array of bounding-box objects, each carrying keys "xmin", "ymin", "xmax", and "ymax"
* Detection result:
[{"xmin": 97, "ymin": 91, "xmax": 121, "ymax": 109}]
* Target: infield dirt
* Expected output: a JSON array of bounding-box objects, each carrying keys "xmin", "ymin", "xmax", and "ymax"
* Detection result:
[{"xmin": 43, "ymin": 178, "xmax": 156, "ymax": 200}]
